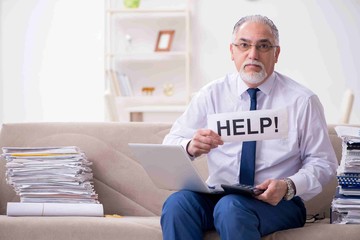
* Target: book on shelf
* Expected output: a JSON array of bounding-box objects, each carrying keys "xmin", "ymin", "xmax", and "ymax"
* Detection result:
[
  {"xmin": 106, "ymin": 70, "xmax": 133, "ymax": 97},
  {"xmin": 116, "ymin": 73, "xmax": 133, "ymax": 97},
  {"xmin": 106, "ymin": 69, "xmax": 121, "ymax": 96}
]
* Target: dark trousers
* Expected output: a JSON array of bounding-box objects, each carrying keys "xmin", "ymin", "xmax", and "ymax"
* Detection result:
[{"xmin": 161, "ymin": 190, "xmax": 306, "ymax": 240}]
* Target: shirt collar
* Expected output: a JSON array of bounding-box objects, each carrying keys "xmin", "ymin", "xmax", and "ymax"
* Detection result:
[{"xmin": 238, "ymin": 71, "xmax": 276, "ymax": 97}]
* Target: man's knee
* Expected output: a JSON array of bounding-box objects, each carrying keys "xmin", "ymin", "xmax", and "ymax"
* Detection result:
[
  {"xmin": 213, "ymin": 195, "xmax": 257, "ymax": 226},
  {"xmin": 162, "ymin": 190, "xmax": 198, "ymax": 217},
  {"xmin": 214, "ymin": 195, "xmax": 250, "ymax": 215},
  {"xmin": 213, "ymin": 195, "xmax": 261, "ymax": 239}
]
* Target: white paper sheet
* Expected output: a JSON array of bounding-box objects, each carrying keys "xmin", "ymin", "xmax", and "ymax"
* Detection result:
[
  {"xmin": 335, "ymin": 126, "xmax": 360, "ymax": 139},
  {"xmin": 7, "ymin": 202, "xmax": 104, "ymax": 217},
  {"xmin": 207, "ymin": 108, "xmax": 288, "ymax": 142}
]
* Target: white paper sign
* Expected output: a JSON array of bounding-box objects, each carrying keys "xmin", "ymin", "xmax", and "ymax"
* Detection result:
[{"xmin": 207, "ymin": 108, "xmax": 288, "ymax": 142}]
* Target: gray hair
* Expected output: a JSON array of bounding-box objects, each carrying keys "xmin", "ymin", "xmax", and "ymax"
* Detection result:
[{"xmin": 232, "ymin": 15, "xmax": 279, "ymax": 45}]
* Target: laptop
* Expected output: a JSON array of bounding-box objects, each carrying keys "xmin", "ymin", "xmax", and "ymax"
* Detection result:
[{"xmin": 128, "ymin": 143, "xmax": 223, "ymax": 194}]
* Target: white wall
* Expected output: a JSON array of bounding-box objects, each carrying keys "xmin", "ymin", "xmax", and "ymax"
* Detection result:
[
  {"xmin": 0, "ymin": 0, "xmax": 359, "ymax": 124},
  {"xmin": 190, "ymin": 0, "xmax": 360, "ymax": 124},
  {"xmin": 0, "ymin": 0, "xmax": 104, "ymax": 123}
]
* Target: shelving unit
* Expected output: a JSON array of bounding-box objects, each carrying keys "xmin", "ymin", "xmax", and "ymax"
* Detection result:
[{"xmin": 105, "ymin": 0, "xmax": 191, "ymax": 122}]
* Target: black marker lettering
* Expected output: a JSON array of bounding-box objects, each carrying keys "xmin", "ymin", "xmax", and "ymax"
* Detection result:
[
  {"xmin": 260, "ymin": 117, "xmax": 272, "ymax": 133},
  {"xmin": 217, "ymin": 120, "xmax": 231, "ymax": 136},
  {"xmin": 247, "ymin": 118, "xmax": 259, "ymax": 134},
  {"xmin": 233, "ymin": 119, "xmax": 245, "ymax": 135}
]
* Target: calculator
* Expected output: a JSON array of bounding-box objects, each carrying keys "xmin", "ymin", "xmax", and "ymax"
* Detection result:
[{"xmin": 221, "ymin": 183, "xmax": 265, "ymax": 197}]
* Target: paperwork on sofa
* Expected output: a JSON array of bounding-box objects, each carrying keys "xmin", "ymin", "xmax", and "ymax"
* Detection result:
[
  {"xmin": 129, "ymin": 143, "xmax": 223, "ymax": 193},
  {"xmin": 2, "ymin": 146, "xmax": 103, "ymax": 216},
  {"xmin": 331, "ymin": 126, "xmax": 360, "ymax": 224}
]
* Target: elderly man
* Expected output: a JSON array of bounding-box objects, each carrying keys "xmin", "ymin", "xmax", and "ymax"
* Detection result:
[{"xmin": 161, "ymin": 15, "xmax": 338, "ymax": 240}]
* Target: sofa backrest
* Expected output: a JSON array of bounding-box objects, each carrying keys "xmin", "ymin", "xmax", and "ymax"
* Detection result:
[
  {"xmin": 0, "ymin": 122, "xmax": 173, "ymax": 216},
  {"xmin": 0, "ymin": 122, "xmax": 353, "ymax": 217}
]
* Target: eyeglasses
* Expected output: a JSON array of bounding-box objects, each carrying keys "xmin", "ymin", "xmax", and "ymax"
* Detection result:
[{"xmin": 232, "ymin": 42, "xmax": 278, "ymax": 53}]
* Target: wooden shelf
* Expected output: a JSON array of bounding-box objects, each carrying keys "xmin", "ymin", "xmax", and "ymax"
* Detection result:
[
  {"xmin": 107, "ymin": 8, "xmax": 187, "ymax": 14},
  {"xmin": 126, "ymin": 104, "xmax": 187, "ymax": 113},
  {"xmin": 125, "ymin": 104, "xmax": 187, "ymax": 122},
  {"xmin": 116, "ymin": 96, "xmax": 186, "ymax": 105},
  {"xmin": 114, "ymin": 51, "xmax": 187, "ymax": 62}
]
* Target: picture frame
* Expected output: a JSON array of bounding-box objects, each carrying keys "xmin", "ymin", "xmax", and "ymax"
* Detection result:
[{"xmin": 155, "ymin": 30, "xmax": 175, "ymax": 52}]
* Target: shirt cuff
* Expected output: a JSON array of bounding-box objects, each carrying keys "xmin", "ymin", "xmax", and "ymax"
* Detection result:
[
  {"xmin": 180, "ymin": 139, "xmax": 195, "ymax": 161},
  {"xmin": 288, "ymin": 171, "xmax": 322, "ymax": 201},
  {"xmin": 288, "ymin": 174, "xmax": 304, "ymax": 198}
]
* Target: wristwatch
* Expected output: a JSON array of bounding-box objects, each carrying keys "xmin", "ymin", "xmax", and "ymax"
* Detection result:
[{"xmin": 283, "ymin": 178, "xmax": 296, "ymax": 200}]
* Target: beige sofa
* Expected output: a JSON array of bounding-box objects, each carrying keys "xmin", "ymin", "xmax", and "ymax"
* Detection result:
[{"xmin": 0, "ymin": 122, "xmax": 359, "ymax": 240}]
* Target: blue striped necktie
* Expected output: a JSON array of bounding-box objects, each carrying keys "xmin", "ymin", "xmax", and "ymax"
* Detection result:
[{"xmin": 239, "ymin": 88, "xmax": 259, "ymax": 185}]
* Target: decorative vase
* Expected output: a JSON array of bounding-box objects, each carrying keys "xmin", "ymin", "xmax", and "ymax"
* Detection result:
[{"xmin": 123, "ymin": 0, "xmax": 141, "ymax": 8}]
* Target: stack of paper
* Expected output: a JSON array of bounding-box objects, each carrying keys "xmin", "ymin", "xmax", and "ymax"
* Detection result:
[
  {"xmin": 332, "ymin": 187, "xmax": 360, "ymax": 224},
  {"xmin": 332, "ymin": 126, "xmax": 360, "ymax": 224},
  {"xmin": 2, "ymin": 146, "xmax": 103, "ymax": 216}
]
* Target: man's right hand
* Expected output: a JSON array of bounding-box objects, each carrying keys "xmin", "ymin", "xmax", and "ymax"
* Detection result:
[{"xmin": 187, "ymin": 129, "xmax": 223, "ymax": 157}]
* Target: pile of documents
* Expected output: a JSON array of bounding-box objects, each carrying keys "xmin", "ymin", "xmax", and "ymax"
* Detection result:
[
  {"xmin": 332, "ymin": 126, "xmax": 360, "ymax": 224},
  {"xmin": 2, "ymin": 146, "xmax": 103, "ymax": 216}
]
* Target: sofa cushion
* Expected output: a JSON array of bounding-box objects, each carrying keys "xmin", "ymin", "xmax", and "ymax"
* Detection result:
[
  {"xmin": 262, "ymin": 219, "xmax": 360, "ymax": 240},
  {"xmin": 1, "ymin": 215, "xmax": 359, "ymax": 240},
  {"xmin": 0, "ymin": 216, "xmax": 163, "ymax": 240}
]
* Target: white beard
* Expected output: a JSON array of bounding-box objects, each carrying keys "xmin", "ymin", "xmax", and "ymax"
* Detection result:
[{"xmin": 239, "ymin": 60, "xmax": 267, "ymax": 85}]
